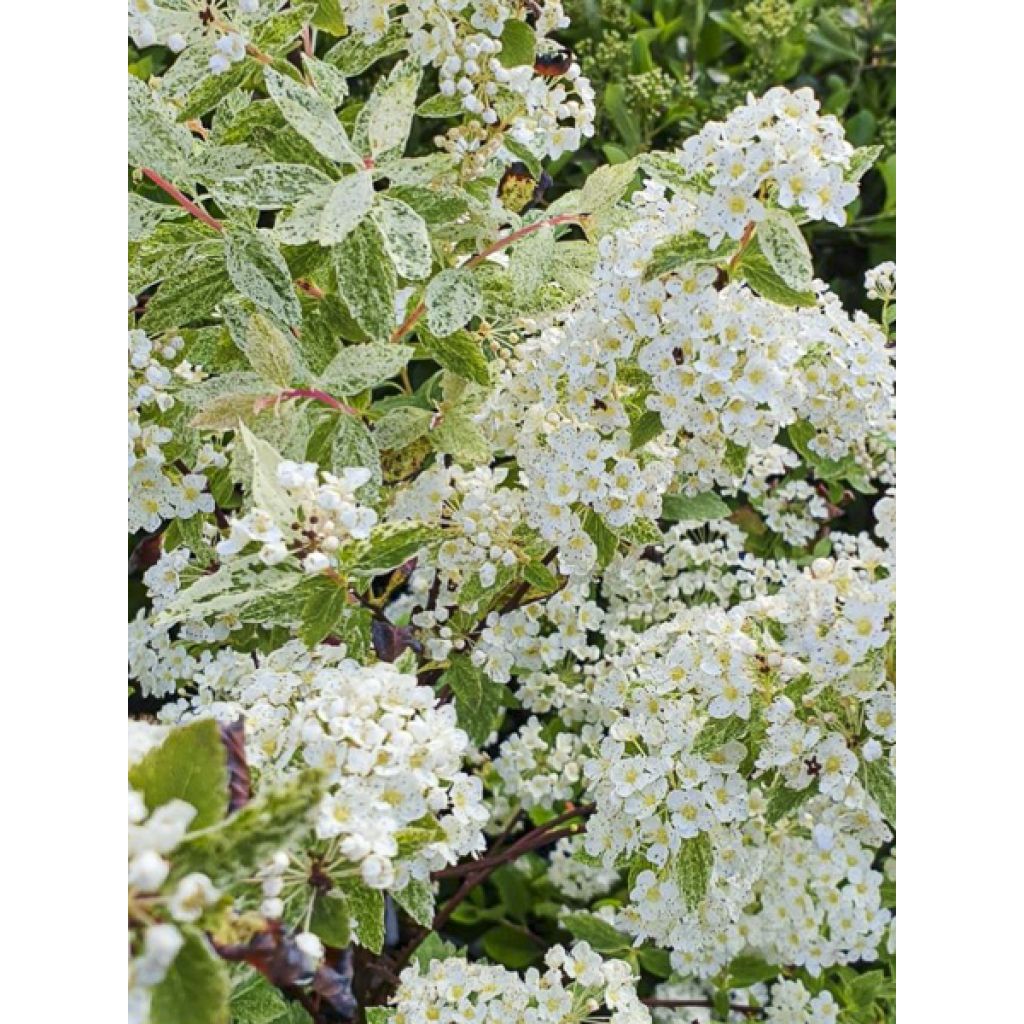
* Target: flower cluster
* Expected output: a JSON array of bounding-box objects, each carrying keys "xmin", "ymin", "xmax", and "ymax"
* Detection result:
[
  {"xmin": 865, "ymin": 261, "xmax": 896, "ymax": 302},
  {"xmin": 161, "ymin": 643, "xmax": 487, "ymax": 889},
  {"xmin": 128, "ymin": 1, "xmax": 264, "ymax": 74},
  {"xmin": 680, "ymin": 86, "xmax": 857, "ymax": 237},
  {"xmin": 572, "ymin": 556, "xmax": 894, "ymax": 975},
  {"xmin": 341, "ymin": 0, "xmax": 595, "ymax": 162},
  {"xmin": 546, "ymin": 835, "xmax": 620, "ymax": 904},
  {"xmin": 391, "ymin": 943, "xmax": 650, "ymax": 1024},
  {"xmin": 217, "ymin": 460, "xmax": 378, "ymax": 574},
  {"xmin": 482, "ymin": 108, "xmax": 893, "ymax": 574},
  {"xmin": 128, "ymin": 330, "xmax": 220, "ymax": 534}
]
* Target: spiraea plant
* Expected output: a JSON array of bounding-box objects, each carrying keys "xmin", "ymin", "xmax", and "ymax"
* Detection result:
[{"xmin": 128, "ymin": 3, "xmax": 895, "ymax": 1023}]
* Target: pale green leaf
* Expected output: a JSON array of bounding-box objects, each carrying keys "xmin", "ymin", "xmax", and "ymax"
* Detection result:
[
  {"xmin": 318, "ymin": 342, "xmax": 414, "ymax": 395},
  {"xmin": 332, "ymin": 219, "xmax": 397, "ymax": 342},
  {"xmin": 425, "ymin": 268, "xmax": 482, "ymax": 336},
  {"xmin": 128, "ymin": 720, "xmax": 228, "ymax": 830},
  {"xmin": 210, "ymin": 163, "xmax": 333, "ymax": 210},
  {"xmin": 374, "ymin": 198, "xmax": 432, "ymax": 280},
  {"xmin": 150, "ymin": 927, "xmax": 229, "ymax": 1024},
  {"xmin": 660, "ymin": 491, "xmax": 731, "ymax": 523},
  {"xmin": 263, "ymin": 66, "xmax": 361, "ymax": 166},
  {"xmin": 128, "ymin": 75, "xmax": 193, "ymax": 179},
  {"xmin": 374, "ymin": 406, "xmax": 433, "ymax": 450},
  {"xmin": 225, "ymin": 225, "xmax": 302, "ymax": 328},
  {"xmin": 758, "ymin": 209, "xmax": 814, "ymax": 291}
]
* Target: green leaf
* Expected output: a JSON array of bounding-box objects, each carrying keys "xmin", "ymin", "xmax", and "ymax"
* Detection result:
[
  {"xmin": 765, "ymin": 781, "xmax": 817, "ymax": 825},
  {"xmin": 128, "ymin": 719, "xmax": 228, "ymax": 830},
  {"xmin": 580, "ymin": 158, "xmax": 641, "ymax": 214},
  {"xmin": 331, "ymin": 415, "xmax": 382, "ymax": 492},
  {"xmin": 629, "ymin": 409, "xmax": 664, "ymax": 449},
  {"xmin": 302, "ymin": 53, "xmax": 350, "ymax": 107},
  {"xmin": 429, "ymin": 409, "xmax": 490, "ymax": 465},
  {"xmin": 374, "ymin": 198, "xmax": 433, "ymax": 281},
  {"xmin": 325, "ymin": 22, "xmax": 406, "ymax": 76},
  {"xmin": 581, "ymin": 509, "xmax": 619, "ymax": 568},
  {"xmin": 637, "ymin": 946, "xmax": 673, "ymax": 978},
  {"xmin": 333, "ymin": 219, "xmax": 397, "ymax": 342},
  {"xmin": 425, "ymin": 268, "xmax": 482, "ymax": 337},
  {"xmin": 411, "ymin": 933, "xmax": 462, "ymax": 971},
  {"xmin": 225, "ymin": 226, "xmax": 302, "ymax": 329},
  {"xmin": 482, "ymin": 925, "xmax": 541, "ymax": 968},
  {"xmin": 861, "ymin": 758, "xmax": 895, "ymax": 825},
  {"xmin": 374, "ymin": 406, "xmax": 433, "ymax": 450},
  {"xmin": 172, "ymin": 770, "xmax": 324, "ymax": 884},
  {"xmin": 143, "ymin": 252, "xmax": 232, "ymax": 331},
  {"xmin": 230, "ymin": 972, "xmax": 312, "ymax": 1024},
  {"xmin": 846, "ymin": 145, "xmax": 884, "ymax": 184},
  {"xmin": 211, "ymin": 163, "xmax": 334, "ymax": 210},
  {"xmin": 693, "ymin": 716, "xmax": 746, "ymax": 755},
  {"xmin": 728, "ymin": 954, "xmax": 781, "ymax": 987},
  {"xmin": 277, "ymin": 173, "xmax": 376, "ymax": 247},
  {"xmin": 673, "ymin": 832, "xmax": 713, "ymax": 911},
  {"xmin": 365, "ymin": 1010, "xmax": 396, "ymax": 1024},
  {"xmin": 416, "ymin": 93, "xmax": 464, "ymax": 118},
  {"xmin": 338, "ymin": 877, "xmax": 386, "ymax": 953},
  {"xmin": 341, "ymin": 521, "xmax": 441, "ymax": 573},
  {"xmin": 310, "ymin": 891, "xmax": 353, "ymax": 947},
  {"xmin": 848, "ymin": 968, "xmax": 887, "ymax": 1008},
  {"xmin": 312, "ymin": 0, "xmax": 347, "ymax": 33},
  {"xmin": 394, "ymin": 878, "xmax": 436, "ymax": 928},
  {"xmin": 644, "ymin": 233, "xmax": 737, "ymax": 280},
  {"xmin": 522, "ymin": 560, "xmax": 559, "ymax": 593},
  {"xmin": 661, "ymin": 491, "xmax": 731, "ymax": 523},
  {"xmin": 128, "ymin": 193, "xmax": 185, "ymax": 242},
  {"xmin": 736, "ymin": 251, "xmax": 817, "ymax": 307},
  {"xmin": 263, "ymin": 66, "xmax": 361, "ymax": 166},
  {"xmin": 226, "ymin": 308, "xmax": 297, "ymax": 388},
  {"xmin": 318, "ymin": 342, "xmax": 414, "ymax": 395},
  {"xmin": 421, "ymin": 330, "xmax": 490, "ymax": 386},
  {"xmin": 150, "ymin": 927, "xmax": 229, "ymax": 1024},
  {"xmin": 498, "ymin": 21, "xmax": 537, "ymax": 67},
  {"xmin": 362, "ymin": 58, "xmax": 422, "ymax": 159},
  {"xmin": 128, "ymin": 75, "xmax": 193, "ymax": 179},
  {"xmin": 758, "ymin": 210, "xmax": 813, "ymax": 291},
  {"xmin": 441, "ymin": 655, "xmax": 505, "ymax": 746},
  {"xmin": 300, "ymin": 577, "xmax": 349, "ymax": 646},
  {"xmin": 561, "ymin": 913, "xmax": 631, "ymax": 954}
]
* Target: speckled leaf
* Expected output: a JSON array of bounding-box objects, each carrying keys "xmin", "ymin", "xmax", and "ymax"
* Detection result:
[
  {"xmin": 319, "ymin": 172, "xmax": 377, "ymax": 246},
  {"xmin": 211, "ymin": 163, "xmax": 333, "ymax": 210},
  {"xmin": 394, "ymin": 879, "xmax": 436, "ymax": 928},
  {"xmin": 225, "ymin": 226, "xmax": 302, "ymax": 328},
  {"xmin": 362, "ymin": 58, "xmax": 422, "ymax": 159},
  {"xmin": 263, "ymin": 66, "xmax": 361, "ymax": 166},
  {"xmin": 374, "ymin": 406, "xmax": 433, "ymax": 450},
  {"xmin": 325, "ymin": 22, "xmax": 406, "ymax": 76},
  {"xmin": 425, "ymin": 268, "xmax": 482, "ymax": 336},
  {"xmin": 302, "ymin": 53, "xmax": 350, "ymax": 107},
  {"xmin": 318, "ymin": 342, "xmax": 414, "ymax": 395},
  {"xmin": 421, "ymin": 330, "xmax": 490, "ymax": 386},
  {"xmin": 143, "ymin": 251, "xmax": 231, "ymax": 331},
  {"xmin": 128, "ymin": 75, "xmax": 193, "ymax": 179},
  {"xmin": 227, "ymin": 308, "xmax": 296, "ymax": 388},
  {"xmin": 758, "ymin": 209, "xmax": 814, "ymax": 291},
  {"xmin": 337, "ymin": 878, "xmax": 386, "ymax": 953},
  {"xmin": 239, "ymin": 423, "xmax": 294, "ymax": 525},
  {"xmin": 332, "ymin": 219, "xmax": 397, "ymax": 342},
  {"xmin": 128, "ymin": 193, "xmax": 185, "ymax": 242},
  {"xmin": 673, "ymin": 832, "xmax": 713, "ymax": 911},
  {"xmin": 429, "ymin": 409, "xmax": 490, "ymax": 465},
  {"xmin": 373, "ymin": 198, "xmax": 432, "ymax": 281}
]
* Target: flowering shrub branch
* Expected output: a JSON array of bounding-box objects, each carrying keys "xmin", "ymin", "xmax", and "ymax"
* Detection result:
[{"xmin": 128, "ymin": 3, "xmax": 895, "ymax": 1024}]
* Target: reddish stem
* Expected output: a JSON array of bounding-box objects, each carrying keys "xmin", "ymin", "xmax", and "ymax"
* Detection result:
[
  {"xmin": 390, "ymin": 213, "xmax": 586, "ymax": 343},
  {"xmin": 140, "ymin": 167, "xmax": 223, "ymax": 233},
  {"xmin": 256, "ymin": 389, "xmax": 359, "ymax": 416}
]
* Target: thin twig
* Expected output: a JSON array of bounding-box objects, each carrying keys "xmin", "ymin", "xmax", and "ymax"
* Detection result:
[{"xmin": 140, "ymin": 167, "xmax": 223, "ymax": 233}]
